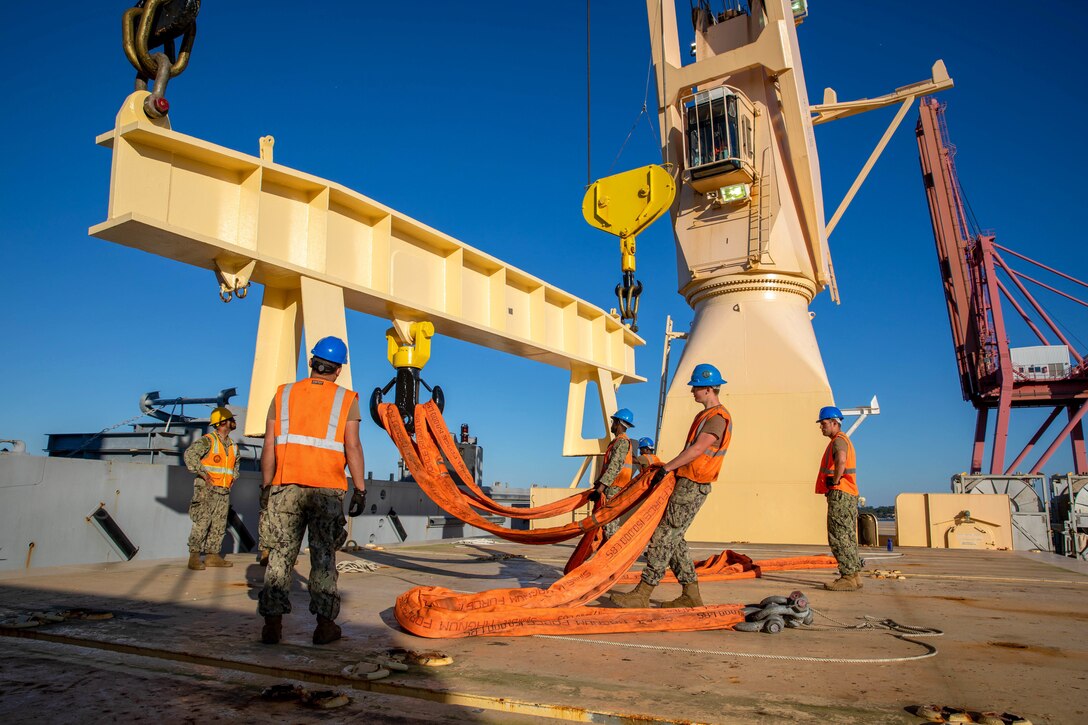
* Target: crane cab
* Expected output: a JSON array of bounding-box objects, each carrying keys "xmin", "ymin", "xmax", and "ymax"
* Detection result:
[
  {"xmin": 681, "ymin": 86, "xmax": 756, "ymax": 195},
  {"xmin": 791, "ymin": 0, "xmax": 809, "ymax": 24}
]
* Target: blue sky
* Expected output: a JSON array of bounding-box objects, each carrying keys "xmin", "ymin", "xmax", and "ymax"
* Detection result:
[{"xmin": 1, "ymin": 2, "xmax": 1085, "ymax": 506}]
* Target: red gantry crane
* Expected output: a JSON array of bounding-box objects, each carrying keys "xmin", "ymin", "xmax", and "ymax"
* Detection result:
[{"xmin": 916, "ymin": 98, "xmax": 1088, "ymax": 479}]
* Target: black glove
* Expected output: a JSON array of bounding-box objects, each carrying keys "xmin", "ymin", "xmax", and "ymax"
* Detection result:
[
  {"xmin": 588, "ymin": 484, "xmax": 603, "ymax": 503},
  {"xmin": 347, "ymin": 488, "xmax": 367, "ymax": 517},
  {"xmin": 651, "ymin": 468, "xmax": 668, "ymax": 486}
]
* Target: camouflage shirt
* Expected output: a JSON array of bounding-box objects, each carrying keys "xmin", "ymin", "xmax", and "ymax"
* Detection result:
[
  {"xmin": 184, "ymin": 433, "xmax": 241, "ymax": 480},
  {"xmin": 596, "ymin": 437, "xmax": 631, "ymax": 487}
]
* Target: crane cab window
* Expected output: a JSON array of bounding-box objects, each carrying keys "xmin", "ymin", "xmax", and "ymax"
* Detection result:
[{"xmin": 682, "ymin": 86, "xmax": 756, "ymax": 194}]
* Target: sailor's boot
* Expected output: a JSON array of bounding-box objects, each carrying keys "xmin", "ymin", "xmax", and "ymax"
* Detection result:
[
  {"xmin": 204, "ymin": 553, "xmax": 233, "ymax": 567},
  {"xmin": 610, "ymin": 580, "xmax": 655, "ymax": 608},
  {"xmin": 187, "ymin": 553, "xmax": 205, "ymax": 570},
  {"xmin": 259, "ymin": 549, "xmax": 270, "ymax": 567},
  {"xmin": 261, "ymin": 615, "xmax": 282, "ymax": 645},
  {"xmin": 660, "ymin": 582, "xmax": 704, "ymax": 608},
  {"xmin": 852, "ymin": 572, "xmax": 864, "ymax": 589},
  {"xmin": 824, "ymin": 573, "xmax": 861, "ymax": 591},
  {"xmin": 312, "ymin": 615, "xmax": 342, "ymax": 645}
]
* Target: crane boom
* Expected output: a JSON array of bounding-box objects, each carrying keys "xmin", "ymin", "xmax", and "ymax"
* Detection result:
[
  {"xmin": 916, "ymin": 99, "xmax": 1088, "ymax": 475},
  {"xmin": 917, "ymin": 97, "xmax": 987, "ymax": 403}
]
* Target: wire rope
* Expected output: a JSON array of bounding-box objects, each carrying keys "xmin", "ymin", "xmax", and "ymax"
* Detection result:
[
  {"xmin": 996, "ymin": 260, "xmax": 1088, "ymax": 355},
  {"xmin": 535, "ymin": 612, "xmax": 943, "ymax": 664},
  {"xmin": 659, "ymin": 0, "xmax": 669, "ymax": 168},
  {"xmin": 586, "ymin": 0, "xmax": 592, "ymax": 186},
  {"xmin": 607, "ymin": 61, "xmax": 656, "ymax": 175}
]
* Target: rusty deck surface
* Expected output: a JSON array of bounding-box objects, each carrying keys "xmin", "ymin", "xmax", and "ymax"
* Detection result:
[{"xmin": 1, "ymin": 541, "xmax": 1086, "ymax": 724}]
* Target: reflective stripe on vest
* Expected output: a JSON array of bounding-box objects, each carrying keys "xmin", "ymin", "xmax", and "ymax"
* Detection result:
[
  {"xmin": 693, "ymin": 416, "xmax": 729, "ymax": 457},
  {"xmin": 271, "ymin": 379, "xmax": 356, "ymax": 490},
  {"xmin": 201, "ymin": 433, "xmax": 236, "ymax": 488},
  {"xmin": 677, "ymin": 405, "xmax": 731, "ymax": 484},
  {"xmin": 275, "ymin": 383, "xmax": 348, "ymax": 453},
  {"xmin": 815, "ymin": 432, "xmax": 858, "ymax": 496},
  {"xmin": 604, "ymin": 434, "xmax": 634, "ymax": 488}
]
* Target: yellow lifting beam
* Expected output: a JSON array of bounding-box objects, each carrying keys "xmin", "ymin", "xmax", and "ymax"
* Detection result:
[{"xmin": 90, "ymin": 92, "xmax": 644, "ymax": 459}]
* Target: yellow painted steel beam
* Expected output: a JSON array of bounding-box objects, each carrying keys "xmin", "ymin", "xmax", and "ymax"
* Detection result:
[{"xmin": 90, "ymin": 92, "xmax": 644, "ymax": 440}]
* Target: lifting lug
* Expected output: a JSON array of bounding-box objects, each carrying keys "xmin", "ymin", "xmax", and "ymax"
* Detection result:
[{"xmin": 213, "ymin": 258, "xmax": 255, "ymax": 304}]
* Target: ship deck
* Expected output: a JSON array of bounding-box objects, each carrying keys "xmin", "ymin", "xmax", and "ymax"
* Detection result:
[{"xmin": 1, "ymin": 541, "xmax": 1086, "ymax": 724}]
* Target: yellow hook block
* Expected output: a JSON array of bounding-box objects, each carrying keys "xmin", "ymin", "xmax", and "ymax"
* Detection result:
[
  {"xmin": 386, "ymin": 321, "xmax": 435, "ymax": 369},
  {"xmin": 581, "ymin": 165, "xmax": 676, "ymax": 272}
]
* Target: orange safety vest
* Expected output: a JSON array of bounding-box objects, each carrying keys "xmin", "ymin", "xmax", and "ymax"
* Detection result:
[
  {"xmin": 271, "ymin": 378, "xmax": 357, "ymax": 491},
  {"xmin": 677, "ymin": 405, "xmax": 731, "ymax": 484},
  {"xmin": 201, "ymin": 432, "xmax": 237, "ymax": 488},
  {"xmin": 602, "ymin": 433, "xmax": 635, "ymax": 488},
  {"xmin": 640, "ymin": 453, "xmax": 662, "ymax": 468},
  {"xmin": 815, "ymin": 432, "xmax": 858, "ymax": 496}
]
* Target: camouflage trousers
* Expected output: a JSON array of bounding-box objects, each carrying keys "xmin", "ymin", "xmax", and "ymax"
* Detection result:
[
  {"xmin": 601, "ymin": 484, "xmax": 622, "ymax": 540},
  {"xmin": 258, "ymin": 484, "xmax": 347, "ymax": 619},
  {"xmin": 641, "ymin": 477, "xmax": 710, "ymax": 587},
  {"xmin": 187, "ymin": 480, "xmax": 231, "ymax": 554},
  {"xmin": 257, "ymin": 484, "xmax": 271, "ymax": 551},
  {"xmin": 826, "ymin": 489, "xmax": 862, "ymax": 576}
]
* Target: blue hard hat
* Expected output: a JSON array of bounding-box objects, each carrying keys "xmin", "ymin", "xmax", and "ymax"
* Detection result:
[
  {"xmin": 687, "ymin": 363, "xmax": 725, "ymax": 387},
  {"xmin": 637, "ymin": 437, "xmax": 655, "ymax": 450},
  {"xmin": 311, "ymin": 336, "xmax": 349, "ymax": 365},
  {"xmin": 817, "ymin": 406, "xmax": 843, "ymax": 422},
  {"xmin": 611, "ymin": 408, "xmax": 636, "ymax": 428}
]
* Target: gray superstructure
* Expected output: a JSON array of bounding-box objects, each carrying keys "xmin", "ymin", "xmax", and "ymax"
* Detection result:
[{"xmin": 0, "ymin": 390, "xmax": 529, "ymax": 571}]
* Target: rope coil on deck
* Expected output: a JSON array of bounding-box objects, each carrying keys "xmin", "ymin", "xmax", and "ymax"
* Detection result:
[{"xmin": 335, "ymin": 560, "xmax": 380, "ymax": 574}]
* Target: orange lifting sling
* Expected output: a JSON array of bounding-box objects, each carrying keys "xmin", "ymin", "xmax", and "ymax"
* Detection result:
[{"xmin": 378, "ymin": 402, "xmax": 837, "ymax": 638}]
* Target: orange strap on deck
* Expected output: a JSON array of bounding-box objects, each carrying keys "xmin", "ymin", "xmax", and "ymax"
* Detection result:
[
  {"xmin": 617, "ymin": 549, "xmax": 839, "ymax": 584},
  {"xmin": 382, "ymin": 403, "xmax": 747, "ymax": 637},
  {"xmin": 379, "ymin": 401, "xmax": 836, "ymax": 638}
]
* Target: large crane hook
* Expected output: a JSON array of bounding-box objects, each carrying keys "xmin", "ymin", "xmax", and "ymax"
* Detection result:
[
  {"xmin": 582, "ymin": 165, "xmax": 675, "ymax": 333},
  {"xmin": 122, "ymin": 0, "xmax": 200, "ymax": 118}
]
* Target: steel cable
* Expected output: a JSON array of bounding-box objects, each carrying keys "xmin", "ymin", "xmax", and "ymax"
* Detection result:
[{"xmin": 535, "ymin": 611, "xmax": 944, "ymax": 664}]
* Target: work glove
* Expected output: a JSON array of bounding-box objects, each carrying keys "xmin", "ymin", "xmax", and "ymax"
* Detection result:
[
  {"xmin": 651, "ymin": 468, "xmax": 668, "ymax": 487},
  {"xmin": 588, "ymin": 484, "xmax": 603, "ymax": 503},
  {"xmin": 347, "ymin": 488, "xmax": 367, "ymax": 517}
]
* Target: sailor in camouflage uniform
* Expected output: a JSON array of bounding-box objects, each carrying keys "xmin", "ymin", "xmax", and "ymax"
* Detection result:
[
  {"xmin": 258, "ymin": 336, "xmax": 367, "ymax": 646},
  {"xmin": 611, "ymin": 364, "xmax": 732, "ymax": 609},
  {"xmin": 815, "ymin": 406, "xmax": 863, "ymax": 591},
  {"xmin": 183, "ymin": 407, "xmax": 241, "ymax": 570},
  {"xmin": 592, "ymin": 409, "xmax": 636, "ymax": 541}
]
